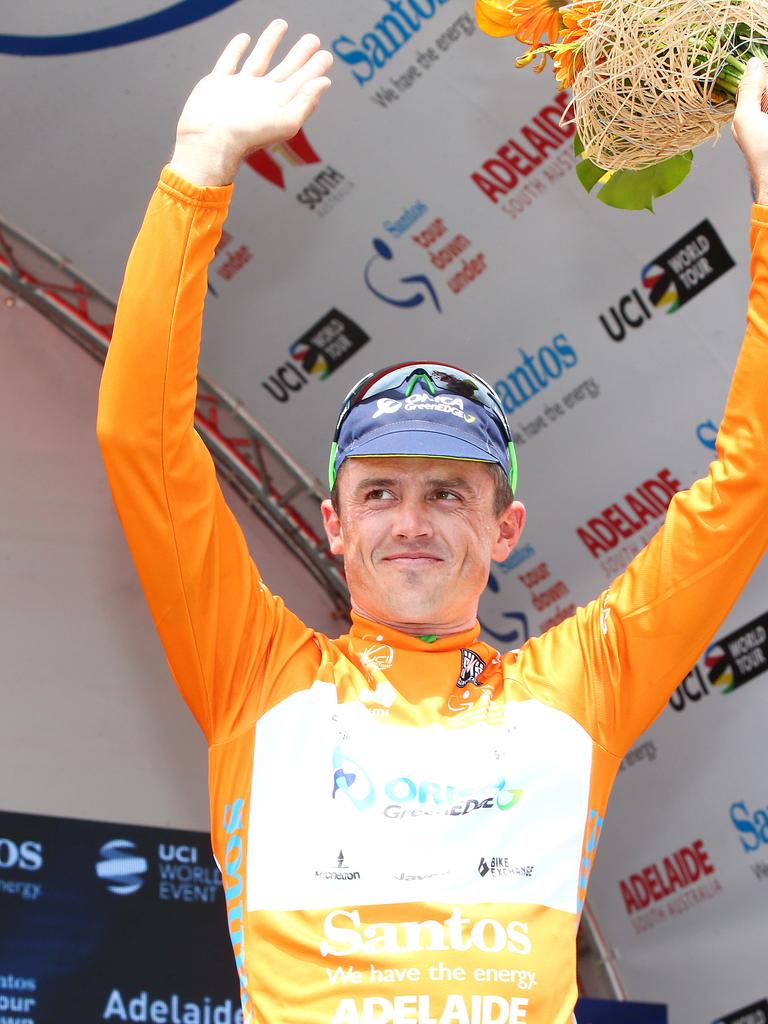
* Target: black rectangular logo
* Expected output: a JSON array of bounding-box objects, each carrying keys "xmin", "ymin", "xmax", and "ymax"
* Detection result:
[
  {"xmin": 644, "ymin": 219, "xmax": 734, "ymax": 311},
  {"xmin": 708, "ymin": 610, "xmax": 768, "ymax": 693},
  {"xmin": 289, "ymin": 308, "xmax": 369, "ymax": 379},
  {"xmin": 714, "ymin": 999, "xmax": 768, "ymax": 1024}
]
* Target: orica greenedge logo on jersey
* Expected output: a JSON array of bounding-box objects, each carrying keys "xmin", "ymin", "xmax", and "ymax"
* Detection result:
[{"xmin": 331, "ymin": 747, "xmax": 523, "ymax": 818}]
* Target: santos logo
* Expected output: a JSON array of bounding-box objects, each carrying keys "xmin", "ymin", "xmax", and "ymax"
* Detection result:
[
  {"xmin": 0, "ymin": 838, "xmax": 43, "ymax": 872},
  {"xmin": 95, "ymin": 839, "xmax": 148, "ymax": 896},
  {"xmin": 332, "ymin": 0, "xmax": 453, "ymax": 85},
  {"xmin": 331, "ymin": 747, "xmax": 523, "ymax": 816},
  {"xmin": 319, "ymin": 907, "xmax": 532, "ymax": 956}
]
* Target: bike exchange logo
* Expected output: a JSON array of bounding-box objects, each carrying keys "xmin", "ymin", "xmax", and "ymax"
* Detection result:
[{"xmin": 477, "ymin": 856, "xmax": 533, "ymax": 880}]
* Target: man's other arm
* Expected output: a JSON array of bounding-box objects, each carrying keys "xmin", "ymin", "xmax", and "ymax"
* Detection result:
[
  {"xmin": 96, "ymin": 25, "xmax": 333, "ymax": 744},
  {"xmin": 516, "ymin": 59, "xmax": 768, "ymax": 755}
]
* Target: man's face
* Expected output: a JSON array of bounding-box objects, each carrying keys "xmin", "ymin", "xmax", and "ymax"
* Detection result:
[{"xmin": 321, "ymin": 456, "xmax": 526, "ymax": 634}]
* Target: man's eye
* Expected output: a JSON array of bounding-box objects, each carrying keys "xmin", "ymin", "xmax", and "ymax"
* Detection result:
[
  {"xmin": 367, "ymin": 488, "xmax": 394, "ymax": 500},
  {"xmin": 433, "ymin": 490, "xmax": 460, "ymax": 501}
]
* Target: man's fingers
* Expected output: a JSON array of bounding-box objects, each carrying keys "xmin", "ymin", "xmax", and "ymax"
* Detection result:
[
  {"xmin": 737, "ymin": 57, "xmax": 768, "ymax": 112},
  {"xmin": 240, "ymin": 19, "xmax": 289, "ymax": 77},
  {"xmin": 282, "ymin": 78, "xmax": 332, "ymax": 132},
  {"xmin": 212, "ymin": 33, "xmax": 252, "ymax": 75},
  {"xmin": 282, "ymin": 50, "xmax": 334, "ymax": 99},
  {"xmin": 267, "ymin": 33, "xmax": 322, "ymax": 83}
]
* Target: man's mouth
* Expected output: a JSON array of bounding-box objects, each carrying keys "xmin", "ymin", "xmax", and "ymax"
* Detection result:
[{"xmin": 381, "ymin": 552, "xmax": 443, "ymax": 566}]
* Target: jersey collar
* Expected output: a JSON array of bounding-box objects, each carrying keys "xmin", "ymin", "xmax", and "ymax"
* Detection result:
[{"xmin": 349, "ymin": 612, "xmax": 481, "ymax": 652}]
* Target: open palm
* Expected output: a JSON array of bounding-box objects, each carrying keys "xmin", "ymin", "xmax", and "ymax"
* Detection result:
[{"xmin": 171, "ymin": 21, "xmax": 332, "ymax": 185}]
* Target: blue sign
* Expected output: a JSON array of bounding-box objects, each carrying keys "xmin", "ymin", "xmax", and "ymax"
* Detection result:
[
  {"xmin": 0, "ymin": 1, "xmax": 242, "ymax": 56},
  {"xmin": 576, "ymin": 998, "xmax": 668, "ymax": 1023},
  {"xmin": 0, "ymin": 809, "xmax": 239, "ymax": 1021}
]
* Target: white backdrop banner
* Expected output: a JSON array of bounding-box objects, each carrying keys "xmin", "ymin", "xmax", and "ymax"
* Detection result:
[{"xmin": 2, "ymin": 3, "xmax": 767, "ymax": 1019}]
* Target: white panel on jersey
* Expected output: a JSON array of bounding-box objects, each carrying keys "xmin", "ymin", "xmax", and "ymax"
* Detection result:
[{"xmin": 246, "ymin": 682, "xmax": 592, "ymax": 913}]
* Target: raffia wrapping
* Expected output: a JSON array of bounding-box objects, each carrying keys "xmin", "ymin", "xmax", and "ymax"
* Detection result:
[{"xmin": 568, "ymin": 0, "xmax": 768, "ymax": 169}]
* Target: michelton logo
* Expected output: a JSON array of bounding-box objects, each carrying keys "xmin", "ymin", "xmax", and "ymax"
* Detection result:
[{"xmin": 642, "ymin": 219, "xmax": 735, "ymax": 312}]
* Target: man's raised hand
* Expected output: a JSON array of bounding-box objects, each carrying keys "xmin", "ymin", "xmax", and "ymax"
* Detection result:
[
  {"xmin": 169, "ymin": 21, "xmax": 332, "ymax": 187},
  {"xmin": 733, "ymin": 57, "xmax": 768, "ymax": 206}
]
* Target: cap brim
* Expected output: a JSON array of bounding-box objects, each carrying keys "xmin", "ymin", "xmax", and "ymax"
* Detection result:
[{"xmin": 342, "ymin": 421, "xmax": 499, "ymax": 464}]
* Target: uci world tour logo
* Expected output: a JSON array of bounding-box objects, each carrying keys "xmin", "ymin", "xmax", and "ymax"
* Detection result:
[
  {"xmin": 642, "ymin": 219, "xmax": 735, "ymax": 313},
  {"xmin": 95, "ymin": 839, "xmax": 148, "ymax": 896},
  {"xmin": 289, "ymin": 309, "xmax": 369, "ymax": 380},
  {"xmin": 0, "ymin": 1, "xmax": 242, "ymax": 55},
  {"xmin": 706, "ymin": 609, "xmax": 768, "ymax": 694}
]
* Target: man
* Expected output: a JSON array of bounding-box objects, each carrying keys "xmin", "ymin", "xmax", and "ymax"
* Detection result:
[{"xmin": 97, "ymin": 20, "xmax": 768, "ymax": 1024}]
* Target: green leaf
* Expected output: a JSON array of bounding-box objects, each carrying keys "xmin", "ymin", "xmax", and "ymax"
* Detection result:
[
  {"xmin": 575, "ymin": 156, "xmax": 606, "ymax": 193},
  {"xmin": 593, "ymin": 152, "xmax": 694, "ymax": 212},
  {"xmin": 573, "ymin": 131, "xmax": 585, "ymax": 158}
]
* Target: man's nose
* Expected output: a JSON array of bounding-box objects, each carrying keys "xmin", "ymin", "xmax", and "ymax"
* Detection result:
[{"xmin": 392, "ymin": 496, "xmax": 433, "ymax": 539}]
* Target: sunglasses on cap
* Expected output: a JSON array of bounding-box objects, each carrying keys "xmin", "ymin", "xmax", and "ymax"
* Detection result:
[{"xmin": 328, "ymin": 361, "xmax": 518, "ymax": 493}]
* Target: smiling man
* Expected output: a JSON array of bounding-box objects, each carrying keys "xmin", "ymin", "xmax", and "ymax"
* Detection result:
[{"xmin": 97, "ymin": 21, "xmax": 768, "ymax": 1024}]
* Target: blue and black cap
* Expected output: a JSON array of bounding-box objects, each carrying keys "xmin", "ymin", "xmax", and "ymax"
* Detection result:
[{"xmin": 328, "ymin": 362, "xmax": 517, "ymax": 494}]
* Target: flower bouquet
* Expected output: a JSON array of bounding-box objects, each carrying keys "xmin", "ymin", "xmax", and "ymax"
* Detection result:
[{"xmin": 476, "ymin": 0, "xmax": 768, "ymax": 209}]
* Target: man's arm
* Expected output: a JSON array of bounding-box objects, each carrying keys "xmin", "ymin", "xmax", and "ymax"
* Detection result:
[
  {"xmin": 96, "ymin": 25, "xmax": 333, "ymax": 744},
  {"xmin": 515, "ymin": 59, "xmax": 768, "ymax": 755}
]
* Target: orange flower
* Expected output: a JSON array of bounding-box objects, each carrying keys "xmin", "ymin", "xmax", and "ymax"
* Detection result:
[
  {"xmin": 475, "ymin": 0, "xmax": 565, "ymax": 45},
  {"xmin": 475, "ymin": 0, "xmax": 518, "ymax": 37},
  {"xmin": 553, "ymin": 1, "xmax": 603, "ymax": 87}
]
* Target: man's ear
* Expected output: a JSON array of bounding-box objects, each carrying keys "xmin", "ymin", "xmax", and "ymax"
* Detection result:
[
  {"xmin": 491, "ymin": 500, "xmax": 526, "ymax": 563},
  {"xmin": 322, "ymin": 498, "xmax": 345, "ymax": 556}
]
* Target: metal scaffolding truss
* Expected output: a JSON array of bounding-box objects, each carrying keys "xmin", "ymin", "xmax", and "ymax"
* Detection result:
[{"xmin": 0, "ymin": 217, "xmax": 350, "ymax": 616}]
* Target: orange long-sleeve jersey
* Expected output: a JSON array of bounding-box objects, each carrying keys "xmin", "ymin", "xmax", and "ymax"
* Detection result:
[{"xmin": 97, "ymin": 168, "xmax": 768, "ymax": 1024}]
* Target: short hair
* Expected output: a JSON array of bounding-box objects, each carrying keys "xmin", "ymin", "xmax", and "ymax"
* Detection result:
[{"xmin": 330, "ymin": 461, "xmax": 514, "ymax": 517}]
